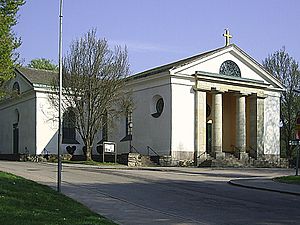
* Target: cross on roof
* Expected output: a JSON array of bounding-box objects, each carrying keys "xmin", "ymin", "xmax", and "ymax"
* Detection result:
[{"xmin": 223, "ymin": 29, "xmax": 232, "ymax": 46}]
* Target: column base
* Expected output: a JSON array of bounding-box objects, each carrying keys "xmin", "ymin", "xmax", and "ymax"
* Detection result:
[
  {"xmin": 214, "ymin": 151, "xmax": 225, "ymax": 160},
  {"xmin": 239, "ymin": 152, "xmax": 249, "ymax": 161}
]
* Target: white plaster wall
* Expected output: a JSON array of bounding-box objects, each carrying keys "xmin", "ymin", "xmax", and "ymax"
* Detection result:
[
  {"xmin": 36, "ymin": 92, "xmax": 86, "ymax": 155},
  {"xmin": 171, "ymin": 77, "xmax": 195, "ymax": 155},
  {"xmin": 0, "ymin": 93, "xmax": 36, "ymax": 154},
  {"xmin": 175, "ymin": 51, "xmax": 265, "ymax": 82},
  {"xmin": 36, "ymin": 92, "xmax": 59, "ymax": 154},
  {"xmin": 111, "ymin": 76, "xmax": 171, "ymax": 156},
  {"xmin": 264, "ymin": 91, "xmax": 281, "ymax": 155}
]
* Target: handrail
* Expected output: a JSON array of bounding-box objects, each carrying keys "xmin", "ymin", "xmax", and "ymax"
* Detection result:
[
  {"xmin": 196, "ymin": 151, "xmax": 206, "ymax": 159},
  {"xmin": 146, "ymin": 146, "xmax": 171, "ymax": 165},
  {"xmin": 231, "ymin": 145, "xmax": 241, "ymax": 158},
  {"xmin": 147, "ymin": 146, "xmax": 159, "ymax": 156},
  {"xmin": 247, "ymin": 146, "xmax": 257, "ymax": 159},
  {"xmin": 195, "ymin": 151, "xmax": 207, "ymax": 166},
  {"xmin": 130, "ymin": 145, "xmax": 140, "ymax": 154}
]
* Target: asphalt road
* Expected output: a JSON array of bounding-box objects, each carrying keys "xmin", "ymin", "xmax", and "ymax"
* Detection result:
[{"xmin": 0, "ymin": 161, "xmax": 299, "ymax": 225}]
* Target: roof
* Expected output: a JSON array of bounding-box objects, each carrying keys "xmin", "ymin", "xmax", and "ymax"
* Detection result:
[
  {"xmin": 16, "ymin": 67, "xmax": 58, "ymax": 86},
  {"xmin": 127, "ymin": 44, "xmax": 232, "ymax": 80},
  {"xmin": 127, "ymin": 44, "xmax": 284, "ymax": 89}
]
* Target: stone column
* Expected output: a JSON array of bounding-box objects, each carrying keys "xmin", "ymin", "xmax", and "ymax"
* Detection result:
[
  {"xmin": 194, "ymin": 90, "xmax": 206, "ymax": 165},
  {"xmin": 212, "ymin": 91, "xmax": 225, "ymax": 159},
  {"xmin": 256, "ymin": 97, "xmax": 265, "ymax": 158},
  {"xmin": 236, "ymin": 94, "xmax": 248, "ymax": 160}
]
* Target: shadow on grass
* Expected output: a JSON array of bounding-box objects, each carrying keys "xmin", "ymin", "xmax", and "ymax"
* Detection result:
[{"xmin": 0, "ymin": 172, "xmax": 116, "ymax": 225}]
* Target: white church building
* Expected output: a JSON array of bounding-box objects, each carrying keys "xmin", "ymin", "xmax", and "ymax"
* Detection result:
[{"xmin": 0, "ymin": 41, "xmax": 285, "ymax": 166}]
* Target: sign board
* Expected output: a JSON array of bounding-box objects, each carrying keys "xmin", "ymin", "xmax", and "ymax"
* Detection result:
[
  {"xmin": 103, "ymin": 142, "xmax": 116, "ymax": 153},
  {"xmin": 289, "ymin": 140, "xmax": 300, "ymax": 146}
]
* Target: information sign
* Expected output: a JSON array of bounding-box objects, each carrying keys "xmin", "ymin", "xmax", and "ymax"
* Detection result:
[{"xmin": 104, "ymin": 142, "xmax": 115, "ymax": 153}]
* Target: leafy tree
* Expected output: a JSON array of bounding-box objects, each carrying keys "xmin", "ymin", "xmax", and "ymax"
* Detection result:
[
  {"xmin": 263, "ymin": 48, "xmax": 300, "ymax": 161},
  {"xmin": 28, "ymin": 58, "xmax": 58, "ymax": 71},
  {"xmin": 50, "ymin": 29, "xmax": 132, "ymax": 161},
  {"xmin": 0, "ymin": 0, "xmax": 25, "ymax": 95}
]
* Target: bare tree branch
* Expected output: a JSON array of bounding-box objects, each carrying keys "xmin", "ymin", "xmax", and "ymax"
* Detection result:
[
  {"xmin": 263, "ymin": 47, "xmax": 300, "ymax": 161},
  {"xmin": 49, "ymin": 29, "xmax": 132, "ymax": 161}
]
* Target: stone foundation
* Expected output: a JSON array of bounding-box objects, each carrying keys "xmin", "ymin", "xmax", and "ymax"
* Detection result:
[
  {"xmin": 254, "ymin": 154, "xmax": 289, "ymax": 168},
  {"xmin": 170, "ymin": 151, "xmax": 194, "ymax": 166}
]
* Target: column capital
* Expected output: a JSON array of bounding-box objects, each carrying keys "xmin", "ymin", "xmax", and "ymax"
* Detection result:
[
  {"xmin": 256, "ymin": 90, "xmax": 267, "ymax": 98},
  {"xmin": 234, "ymin": 91, "xmax": 249, "ymax": 97},
  {"xmin": 247, "ymin": 93, "xmax": 267, "ymax": 99},
  {"xmin": 211, "ymin": 87, "xmax": 226, "ymax": 94}
]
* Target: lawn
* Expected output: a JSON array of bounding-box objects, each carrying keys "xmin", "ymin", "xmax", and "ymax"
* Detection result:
[
  {"xmin": 0, "ymin": 171, "xmax": 116, "ymax": 225},
  {"xmin": 274, "ymin": 175, "xmax": 300, "ymax": 185}
]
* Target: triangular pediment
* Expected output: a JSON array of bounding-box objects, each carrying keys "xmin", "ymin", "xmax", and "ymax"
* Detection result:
[
  {"xmin": 6, "ymin": 68, "xmax": 35, "ymax": 94},
  {"xmin": 170, "ymin": 44, "xmax": 284, "ymax": 90}
]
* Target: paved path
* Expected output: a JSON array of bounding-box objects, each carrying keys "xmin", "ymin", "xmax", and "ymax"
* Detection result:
[{"xmin": 0, "ymin": 161, "xmax": 299, "ymax": 225}]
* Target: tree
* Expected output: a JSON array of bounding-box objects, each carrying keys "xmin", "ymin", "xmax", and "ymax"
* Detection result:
[
  {"xmin": 0, "ymin": 0, "xmax": 25, "ymax": 96},
  {"xmin": 50, "ymin": 29, "xmax": 131, "ymax": 161},
  {"xmin": 28, "ymin": 58, "xmax": 58, "ymax": 71},
  {"xmin": 263, "ymin": 48, "xmax": 300, "ymax": 161}
]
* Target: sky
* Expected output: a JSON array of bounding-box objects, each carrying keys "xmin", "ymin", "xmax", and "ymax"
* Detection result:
[{"xmin": 14, "ymin": 0, "xmax": 300, "ymax": 74}]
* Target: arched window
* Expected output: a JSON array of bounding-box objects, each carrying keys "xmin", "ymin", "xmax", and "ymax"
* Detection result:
[
  {"xmin": 12, "ymin": 82, "xmax": 20, "ymax": 94},
  {"xmin": 62, "ymin": 108, "xmax": 78, "ymax": 144},
  {"xmin": 120, "ymin": 110, "xmax": 133, "ymax": 142},
  {"xmin": 219, "ymin": 60, "xmax": 241, "ymax": 77}
]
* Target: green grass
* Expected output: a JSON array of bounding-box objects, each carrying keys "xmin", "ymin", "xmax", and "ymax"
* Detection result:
[
  {"xmin": 0, "ymin": 171, "xmax": 116, "ymax": 225},
  {"xmin": 62, "ymin": 160, "xmax": 122, "ymax": 166},
  {"xmin": 274, "ymin": 175, "xmax": 300, "ymax": 185}
]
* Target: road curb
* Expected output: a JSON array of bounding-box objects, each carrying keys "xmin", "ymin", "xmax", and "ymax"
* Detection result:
[
  {"xmin": 42, "ymin": 162, "xmax": 205, "ymax": 174},
  {"xmin": 228, "ymin": 179, "xmax": 300, "ymax": 196}
]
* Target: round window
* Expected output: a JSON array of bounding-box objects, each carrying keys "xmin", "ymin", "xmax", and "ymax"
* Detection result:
[{"xmin": 152, "ymin": 97, "xmax": 164, "ymax": 118}]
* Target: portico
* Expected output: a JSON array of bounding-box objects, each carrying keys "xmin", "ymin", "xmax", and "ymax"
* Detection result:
[{"xmin": 194, "ymin": 71, "xmax": 269, "ymax": 165}]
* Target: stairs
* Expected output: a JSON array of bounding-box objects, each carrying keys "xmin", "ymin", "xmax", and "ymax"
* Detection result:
[
  {"xmin": 126, "ymin": 153, "xmax": 159, "ymax": 167},
  {"xmin": 199, "ymin": 152, "xmax": 253, "ymax": 168},
  {"xmin": 141, "ymin": 155, "xmax": 159, "ymax": 167}
]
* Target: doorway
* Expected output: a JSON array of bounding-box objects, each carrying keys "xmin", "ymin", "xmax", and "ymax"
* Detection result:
[
  {"xmin": 13, "ymin": 123, "xmax": 19, "ymax": 154},
  {"xmin": 206, "ymin": 122, "xmax": 212, "ymax": 154}
]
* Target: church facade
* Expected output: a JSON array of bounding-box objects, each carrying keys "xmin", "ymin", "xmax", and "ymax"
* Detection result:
[
  {"xmin": 0, "ymin": 43, "xmax": 285, "ymax": 166},
  {"xmin": 113, "ymin": 44, "xmax": 284, "ymax": 166}
]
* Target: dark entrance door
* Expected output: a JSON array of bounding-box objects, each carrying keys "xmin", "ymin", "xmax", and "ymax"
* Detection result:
[
  {"xmin": 13, "ymin": 123, "xmax": 19, "ymax": 154},
  {"xmin": 206, "ymin": 123, "xmax": 212, "ymax": 154}
]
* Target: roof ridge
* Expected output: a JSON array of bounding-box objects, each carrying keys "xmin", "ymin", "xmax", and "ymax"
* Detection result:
[
  {"xmin": 129, "ymin": 44, "xmax": 233, "ymax": 80},
  {"xmin": 20, "ymin": 66, "xmax": 58, "ymax": 74},
  {"xmin": 15, "ymin": 67, "xmax": 58, "ymax": 86}
]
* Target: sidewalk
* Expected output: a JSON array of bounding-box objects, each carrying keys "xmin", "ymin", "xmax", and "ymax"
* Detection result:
[{"xmin": 229, "ymin": 178, "xmax": 300, "ymax": 196}]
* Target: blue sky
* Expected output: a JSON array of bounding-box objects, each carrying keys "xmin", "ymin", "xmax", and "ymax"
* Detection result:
[{"xmin": 14, "ymin": 0, "xmax": 300, "ymax": 74}]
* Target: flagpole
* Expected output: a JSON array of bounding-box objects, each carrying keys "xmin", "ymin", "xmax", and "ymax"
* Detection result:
[{"xmin": 57, "ymin": 0, "xmax": 63, "ymax": 192}]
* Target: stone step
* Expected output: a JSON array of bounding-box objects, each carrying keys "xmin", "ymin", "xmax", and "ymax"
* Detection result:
[
  {"xmin": 199, "ymin": 152, "xmax": 254, "ymax": 168},
  {"xmin": 141, "ymin": 155, "xmax": 158, "ymax": 167},
  {"xmin": 127, "ymin": 153, "xmax": 160, "ymax": 167}
]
